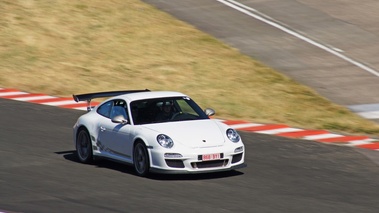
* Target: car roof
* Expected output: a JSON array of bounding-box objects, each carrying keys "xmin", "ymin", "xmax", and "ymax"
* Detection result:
[{"xmin": 113, "ymin": 91, "xmax": 188, "ymax": 102}]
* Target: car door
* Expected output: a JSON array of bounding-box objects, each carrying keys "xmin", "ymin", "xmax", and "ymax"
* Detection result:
[{"xmin": 97, "ymin": 99, "xmax": 133, "ymax": 161}]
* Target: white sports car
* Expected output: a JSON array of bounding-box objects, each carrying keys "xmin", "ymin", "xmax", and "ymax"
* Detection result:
[{"xmin": 73, "ymin": 90, "xmax": 246, "ymax": 176}]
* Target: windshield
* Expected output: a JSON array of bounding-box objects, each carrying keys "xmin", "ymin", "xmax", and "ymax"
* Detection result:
[{"xmin": 130, "ymin": 96, "xmax": 209, "ymax": 125}]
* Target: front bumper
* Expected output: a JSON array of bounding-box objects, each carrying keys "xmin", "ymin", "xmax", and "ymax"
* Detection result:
[
  {"xmin": 148, "ymin": 145, "xmax": 246, "ymax": 174},
  {"xmin": 150, "ymin": 163, "xmax": 247, "ymax": 174}
]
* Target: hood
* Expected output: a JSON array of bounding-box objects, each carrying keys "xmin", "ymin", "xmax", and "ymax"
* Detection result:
[{"xmin": 143, "ymin": 120, "xmax": 225, "ymax": 148}]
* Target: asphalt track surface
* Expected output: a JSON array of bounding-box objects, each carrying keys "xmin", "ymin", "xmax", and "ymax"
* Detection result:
[
  {"xmin": 2, "ymin": 99, "xmax": 379, "ymax": 213},
  {"xmin": 142, "ymin": 0, "xmax": 379, "ymax": 122}
]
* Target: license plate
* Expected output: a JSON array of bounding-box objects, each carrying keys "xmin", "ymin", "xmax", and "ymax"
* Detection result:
[{"xmin": 202, "ymin": 153, "xmax": 221, "ymax": 161}]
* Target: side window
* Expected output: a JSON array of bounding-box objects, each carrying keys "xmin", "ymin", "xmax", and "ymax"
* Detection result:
[
  {"xmin": 110, "ymin": 99, "xmax": 128, "ymax": 120},
  {"xmin": 97, "ymin": 101, "xmax": 113, "ymax": 118}
]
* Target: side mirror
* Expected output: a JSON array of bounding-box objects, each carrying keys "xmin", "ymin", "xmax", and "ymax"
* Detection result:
[
  {"xmin": 111, "ymin": 115, "xmax": 129, "ymax": 125},
  {"xmin": 204, "ymin": 108, "xmax": 215, "ymax": 116}
]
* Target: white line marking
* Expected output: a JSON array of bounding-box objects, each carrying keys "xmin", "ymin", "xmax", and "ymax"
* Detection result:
[
  {"xmin": 0, "ymin": 92, "xmax": 28, "ymax": 96},
  {"xmin": 217, "ymin": 0, "xmax": 379, "ymax": 77},
  {"xmin": 255, "ymin": 127, "xmax": 303, "ymax": 134},
  {"xmin": 12, "ymin": 95, "xmax": 56, "ymax": 101},
  {"xmin": 346, "ymin": 139, "xmax": 377, "ymax": 146},
  {"xmin": 230, "ymin": 123, "xmax": 263, "ymax": 129},
  {"xmin": 356, "ymin": 111, "xmax": 379, "ymax": 119},
  {"xmin": 303, "ymin": 133, "xmax": 342, "ymax": 140},
  {"xmin": 74, "ymin": 107, "xmax": 88, "ymax": 111}
]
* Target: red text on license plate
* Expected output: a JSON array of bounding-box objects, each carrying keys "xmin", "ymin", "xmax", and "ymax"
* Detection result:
[{"xmin": 202, "ymin": 153, "xmax": 221, "ymax": 161}]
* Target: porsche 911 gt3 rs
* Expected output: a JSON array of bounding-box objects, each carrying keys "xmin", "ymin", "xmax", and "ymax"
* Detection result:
[{"xmin": 73, "ymin": 90, "xmax": 246, "ymax": 176}]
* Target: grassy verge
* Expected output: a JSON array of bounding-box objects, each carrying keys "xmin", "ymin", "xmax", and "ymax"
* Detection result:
[{"xmin": 1, "ymin": 0, "xmax": 379, "ymax": 135}]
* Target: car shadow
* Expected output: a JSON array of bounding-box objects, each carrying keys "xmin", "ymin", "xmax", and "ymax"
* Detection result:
[
  {"xmin": 56, "ymin": 150, "xmax": 244, "ymax": 180},
  {"xmin": 147, "ymin": 170, "xmax": 244, "ymax": 181},
  {"xmin": 56, "ymin": 150, "xmax": 137, "ymax": 175}
]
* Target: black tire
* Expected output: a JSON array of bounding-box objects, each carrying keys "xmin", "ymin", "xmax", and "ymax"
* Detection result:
[
  {"xmin": 133, "ymin": 142, "xmax": 150, "ymax": 177},
  {"xmin": 76, "ymin": 128, "xmax": 93, "ymax": 163}
]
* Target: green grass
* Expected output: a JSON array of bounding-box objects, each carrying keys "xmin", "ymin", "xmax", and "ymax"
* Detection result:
[{"xmin": 1, "ymin": 0, "xmax": 379, "ymax": 136}]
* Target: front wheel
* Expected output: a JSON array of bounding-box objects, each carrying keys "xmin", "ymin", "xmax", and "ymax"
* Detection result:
[
  {"xmin": 76, "ymin": 128, "xmax": 93, "ymax": 163},
  {"xmin": 133, "ymin": 142, "xmax": 150, "ymax": 177}
]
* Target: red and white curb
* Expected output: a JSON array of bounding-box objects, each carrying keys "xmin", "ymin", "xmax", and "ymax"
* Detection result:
[
  {"xmin": 219, "ymin": 120, "xmax": 379, "ymax": 151},
  {"xmin": 0, "ymin": 88, "xmax": 98, "ymax": 111},
  {"xmin": 1, "ymin": 88, "xmax": 379, "ymax": 151}
]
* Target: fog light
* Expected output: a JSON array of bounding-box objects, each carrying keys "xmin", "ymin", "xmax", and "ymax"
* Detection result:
[
  {"xmin": 234, "ymin": 146, "xmax": 243, "ymax": 153},
  {"xmin": 164, "ymin": 153, "xmax": 183, "ymax": 158}
]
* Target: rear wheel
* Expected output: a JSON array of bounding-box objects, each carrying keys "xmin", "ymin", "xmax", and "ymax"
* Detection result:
[
  {"xmin": 133, "ymin": 142, "xmax": 150, "ymax": 177},
  {"xmin": 76, "ymin": 128, "xmax": 93, "ymax": 163}
]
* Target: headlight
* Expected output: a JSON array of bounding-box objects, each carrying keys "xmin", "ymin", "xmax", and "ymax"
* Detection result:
[
  {"xmin": 226, "ymin": 128, "xmax": 240, "ymax": 142},
  {"xmin": 157, "ymin": 134, "xmax": 174, "ymax": 148}
]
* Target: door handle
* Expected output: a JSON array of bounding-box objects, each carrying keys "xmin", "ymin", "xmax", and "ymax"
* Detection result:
[{"xmin": 100, "ymin": 126, "xmax": 106, "ymax": 132}]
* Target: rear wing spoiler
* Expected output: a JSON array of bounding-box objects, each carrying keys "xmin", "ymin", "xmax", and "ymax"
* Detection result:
[{"xmin": 73, "ymin": 89, "xmax": 150, "ymax": 111}]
